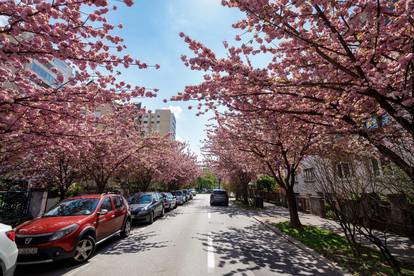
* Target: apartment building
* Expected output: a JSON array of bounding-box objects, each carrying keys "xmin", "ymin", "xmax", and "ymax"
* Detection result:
[
  {"xmin": 138, "ymin": 109, "xmax": 176, "ymax": 140},
  {"xmin": 28, "ymin": 58, "xmax": 72, "ymax": 88}
]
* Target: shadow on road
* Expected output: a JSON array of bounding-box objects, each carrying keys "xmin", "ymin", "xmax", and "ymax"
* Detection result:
[
  {"xmin": 195, "ymin": 222, "xmax": 343, "ymax": 276},
  {"xmin": 101, "ymin": 230, "xmax": 169, "ymax": 255},
  {"xmin": 14, "ymin": 225, "xmax": 169, "ymax": 276}
]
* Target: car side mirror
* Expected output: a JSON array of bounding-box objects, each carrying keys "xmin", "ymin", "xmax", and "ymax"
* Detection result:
[{"xmin": 99, "ymin": 209, "xmax": 108, "ymax": 216}]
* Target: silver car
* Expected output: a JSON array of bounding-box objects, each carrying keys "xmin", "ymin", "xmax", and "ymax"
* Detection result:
[
  {"xmin": 210, "ymin": 189, "xmax": 229, "ymax": 206},
  {"xmin": 172, "ymin": 190, "xmax": 185, "ymax": 205}
]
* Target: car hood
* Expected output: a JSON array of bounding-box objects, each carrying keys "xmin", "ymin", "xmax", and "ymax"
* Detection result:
[
  {"xmin": 16, "ymin": 216, "xmax": 88, "ymax": 235},
  {"xmin": 130, "ymin": 203, "xmax": 150, "ymax": 211}
]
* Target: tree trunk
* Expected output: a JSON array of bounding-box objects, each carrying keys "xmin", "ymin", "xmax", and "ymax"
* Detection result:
[
  {"xmin": 242, "ymin": 180, "xmax": 249, "ymax": 204},
  {"xmin": 96, "ymin": 181, "xmax": 106, "ymax": 193},
  {"xmin": 59, "ymin": 186, "xmax": 66, "ymax": 201},
  {"xmin": 286, "ymin": 188, "xmax": 302, "ymax": 228}
]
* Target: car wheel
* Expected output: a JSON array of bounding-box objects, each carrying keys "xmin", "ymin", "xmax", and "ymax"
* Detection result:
[
  {"xmin": 160, "ymin": 207, "xmax": 165, "ymax": 217},
  {"xmin": 72, "ymin": 236, "xmax": 95, "ymax": 263},
  {"xmin": 148, "ymin": 212, "xmax": 154, "ymax": 224},
  {"xmin": 121, "ymin": 219, "xmax": 131, "ymax": 238}
]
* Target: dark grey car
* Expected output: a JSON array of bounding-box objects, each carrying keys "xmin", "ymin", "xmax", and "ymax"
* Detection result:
[
  {"xmin": 210, "ymin": 189, "xmax": 229, "ymax": 206},
  {"xmin": 129, "ymin": 192, "xmax": 164, "ymax": 224}
]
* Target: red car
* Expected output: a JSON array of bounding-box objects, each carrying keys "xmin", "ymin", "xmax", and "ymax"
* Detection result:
[{"xmin": 15, "ymin": 193, "xmax": 131, "ymax": 265}]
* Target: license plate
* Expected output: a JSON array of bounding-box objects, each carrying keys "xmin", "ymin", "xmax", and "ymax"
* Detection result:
[{"xmin": 19, "ymin": 248, "xmax": 38, "ymax": 255}]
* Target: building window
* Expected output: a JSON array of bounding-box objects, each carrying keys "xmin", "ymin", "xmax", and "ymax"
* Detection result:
[
  {"xmin": 30, "ymin": 62, "xmax": 58, "ymax": 86},
  {"xmin": 304, "ymin": 168, "xmax": 315, "ymax": 182},
  {"xmin": 337, "ymin": 163, "xmax": 352, "ymax": 179}
]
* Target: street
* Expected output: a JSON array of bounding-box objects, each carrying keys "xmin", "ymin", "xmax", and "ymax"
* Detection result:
[{"xmin": 15, "ymin": 194, "xmax": 343, "ymax": 276}]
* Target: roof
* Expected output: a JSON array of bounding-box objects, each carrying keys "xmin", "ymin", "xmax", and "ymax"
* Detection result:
[{"xmin": 67, "ymin": 193, "xmax": 118, "ymax": 200}]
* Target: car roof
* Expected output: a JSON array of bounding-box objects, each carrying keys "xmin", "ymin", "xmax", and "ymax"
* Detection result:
[
  {"xmin": 66, "ymin": 194, "xmax": 102, "ymax": 199},
  {"xmin": 67, "ymin": 194, "xmax": 121, "ymax": 200}
]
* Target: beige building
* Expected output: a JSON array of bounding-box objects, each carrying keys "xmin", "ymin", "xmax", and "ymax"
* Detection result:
[{"xmin": 138, "ymin": 109, "xmax": 176, "ymax": 140}]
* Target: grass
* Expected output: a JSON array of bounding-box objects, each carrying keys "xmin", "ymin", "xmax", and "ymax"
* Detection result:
[
  {"xmin": 275, "ymin": 221, "xmax": 414, "ymax": 276},
  {"xmin": 231, "ymin": 199, "xmax": 261, "ymax": 210}
]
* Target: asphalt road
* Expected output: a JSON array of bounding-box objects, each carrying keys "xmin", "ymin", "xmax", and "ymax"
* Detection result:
[{"xmin": 15, "ymin": 194, "xmax": 343, "ymax": 276}]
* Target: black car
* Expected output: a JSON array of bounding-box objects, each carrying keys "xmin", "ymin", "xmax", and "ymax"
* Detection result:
[
  {"xmin": 210, "ymin": 189, "xmax": 229, "ymax": 206},
  {"xmin": 129, "ymin": 192, "xmax": 164, "ymax": 224},
  {"xmin": 161, "ymin": 192, "xmax": 177, "ymax": 211}
]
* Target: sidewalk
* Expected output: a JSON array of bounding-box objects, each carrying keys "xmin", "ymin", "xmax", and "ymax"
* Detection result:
[{"xmin": 254, "ymin": 202, "xmax": 414, "ymax": 264}]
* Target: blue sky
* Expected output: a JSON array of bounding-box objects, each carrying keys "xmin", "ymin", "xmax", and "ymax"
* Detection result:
[{"xmin": 108, "ymin": 0, "xmax": 243, "ymax": 159}]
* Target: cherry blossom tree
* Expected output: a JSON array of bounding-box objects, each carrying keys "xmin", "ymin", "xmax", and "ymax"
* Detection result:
[
  {"xmin": 203, "ymin": 126, "xmax": 259, "ymax": 204},
  {"xmin": 0, "ymin": 0, "xmax": 158, "ymax": 170},
  {"xmin": 158, "ymin": 142, "xmax": 200, "ymax": 191},
  {"xmin": 172, "ymin": 0, "xmax": 414, "ymax": 181},
  {"xmin": 116, "ymin": 136, "xmax": 200, "ymax": 194},
  {"xmin": 205, "ymin": 111, "xmax": 320, "ymax": 227},
  {"xmin": 25, "ymin": 138, "xmax": 84, "ymax": 200}
]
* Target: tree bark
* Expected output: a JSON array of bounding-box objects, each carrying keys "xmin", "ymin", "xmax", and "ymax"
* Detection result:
[
  {"xmin": 59, "ymin": 185, "xmax": 66, "ymax": 201},
  {"xmin": 286, "ymin": 187, "xmax": 302, "ymax": 228}
]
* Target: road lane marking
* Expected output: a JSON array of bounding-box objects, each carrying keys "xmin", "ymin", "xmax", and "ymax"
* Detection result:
[
  {"xmin": 208, "ymin": 212, "xmax": 211, "ymax": 219},
  {"xmin": 207, "ymin": 233, "xmax": 215, "ymax": 273}
]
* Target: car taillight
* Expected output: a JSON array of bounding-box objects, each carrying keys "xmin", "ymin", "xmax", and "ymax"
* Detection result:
[{"xmin": 6, "ymin": 230, "xmax": 16, "ymax": 242}]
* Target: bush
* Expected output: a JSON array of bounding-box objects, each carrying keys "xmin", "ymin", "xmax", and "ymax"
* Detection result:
[
  {"xmin": 67, "ymin": 183, "xmax": 85, "ymax": 197},
  {"xmin": 256, "ymin": 175, "xmax": 277, "ymax": 192}
]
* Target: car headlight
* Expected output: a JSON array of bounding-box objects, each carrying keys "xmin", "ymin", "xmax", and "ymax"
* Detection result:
[{"xmin": 50, "ymin": 224, "xmax": 79, "ymax": 241}]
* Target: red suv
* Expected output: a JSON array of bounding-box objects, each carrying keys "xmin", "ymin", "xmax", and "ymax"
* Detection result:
[{"xmin": 15, "ymin": 193, "xmax": 131, "ymax": 265}]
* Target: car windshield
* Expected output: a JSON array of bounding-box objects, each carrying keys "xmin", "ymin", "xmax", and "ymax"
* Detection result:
[
  {"xmin": 130, "ymin": 194, "xmax": 153, "ymax": 204},
  {"xmin": 43, "ymin": 198, "xmax": 99, "ymax": 217},
  {"xmin": 213, "ymin": 191, "xmax": 227, "ymax": 195},
  {"xmin": 174, "ymin": 191, "xmax": 182, "ymax": 196}
]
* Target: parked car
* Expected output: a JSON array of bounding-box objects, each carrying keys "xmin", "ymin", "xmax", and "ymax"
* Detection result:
[
  {"xmin": 161, "ymin": 192, "xmax": 177, "ymax": 211},
  {"xmin": 189, "ymin": 188, "xmax": 196, "ymax": 196},
  {"xmin": 187, "ymin": 189, "xmax": 193, "ymax": 200},
  {"xmin": 129, "ymin": 192, "xmax": 164, "ymax": 224},
  {"xmin": 15, "ymin": 193, "xmax": 131, "ymax": 265},
  {"xmin": 182, "ymin": 190, "xmax": 190, "ymax": 201},
  {"xmin": 210, "ymin": 189, "xmax": 229, "ymax": 206},
  {"xmin": 0, "ymin": 223, "xmax": 18, "ymax": 276},
  {"xmin": 171, "ymin": 191, "xmax": 185, "ymax": 205}
]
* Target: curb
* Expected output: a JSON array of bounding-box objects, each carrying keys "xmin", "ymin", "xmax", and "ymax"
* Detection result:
[{"xmin": 253, "ymin": 216, "xmax": 350, "ymax": 275}]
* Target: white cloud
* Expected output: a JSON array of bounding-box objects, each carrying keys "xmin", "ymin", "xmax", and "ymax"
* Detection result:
[{"xmin": 164, "ymin": 105, "xmax": 183, "ymax": 119}]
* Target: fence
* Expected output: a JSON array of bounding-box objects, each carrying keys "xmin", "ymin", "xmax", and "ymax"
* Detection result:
[{"xmin": 0, "ymin": 190, "xmax": 32, "ymax": 226}]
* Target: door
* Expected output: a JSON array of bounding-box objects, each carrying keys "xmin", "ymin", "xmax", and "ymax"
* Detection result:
[
  {"xmin": 112, "ymin": 196, "xmax": 126, "ymax": 231},
  {"xmin": 96, "ymin": 197, "xmax": 116, "ymax": 240}
]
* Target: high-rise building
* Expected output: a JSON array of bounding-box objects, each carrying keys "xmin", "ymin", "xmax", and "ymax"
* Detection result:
[
  {"xmin": 139, "ymin": 109, "xmax": 176, "ymax": 140},
  {"xmin": 29, "ymin": 58, "xmax": 72, "ymax": 88}
]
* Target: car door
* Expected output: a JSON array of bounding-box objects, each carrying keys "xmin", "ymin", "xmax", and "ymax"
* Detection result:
[
  {"xmin": 96, "ymin": 197, "xmax": 116, "ymax": 240},
  {"xmin": 112, "ymin": 196, "xmax": 126, "ymax": 231}
]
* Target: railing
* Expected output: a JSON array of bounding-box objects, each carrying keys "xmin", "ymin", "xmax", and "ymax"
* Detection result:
[{"xmin": 0, "ymin": 190, "xmax": 32, "ymax": 226}]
